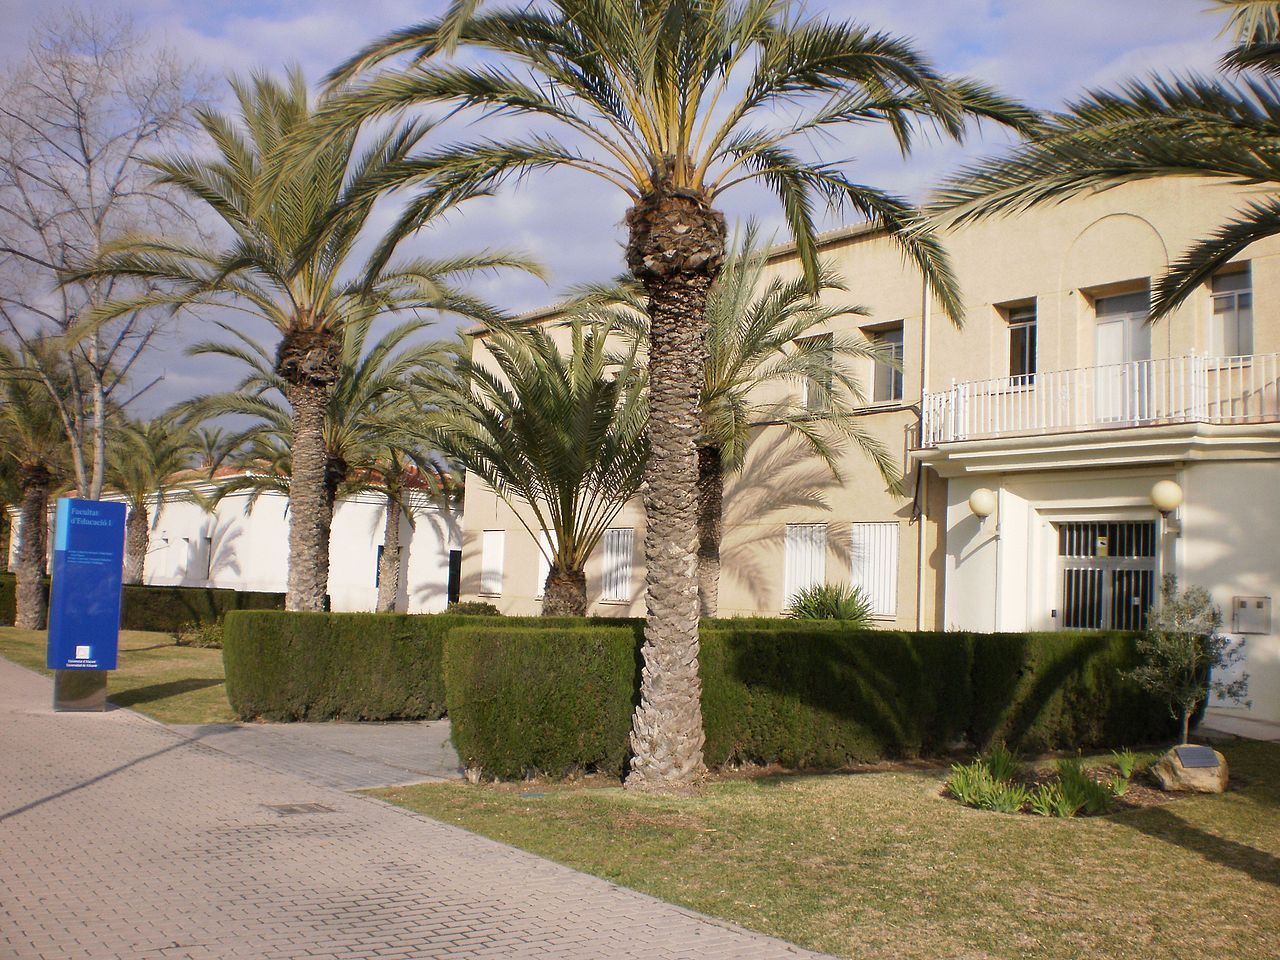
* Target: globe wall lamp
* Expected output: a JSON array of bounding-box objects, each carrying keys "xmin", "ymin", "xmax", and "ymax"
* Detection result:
[
  {"xmin": 968, "ymin": 487, "xmax": 997, "ymax": 519},
  {"xmin": 1150, "ymin": 480, "xmax": 1183, "ymax": 537}
]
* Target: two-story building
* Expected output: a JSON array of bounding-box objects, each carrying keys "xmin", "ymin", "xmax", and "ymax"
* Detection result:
[{"xmin": 457, "ymin": 177, "xmax": 1280, "ymax": 724}]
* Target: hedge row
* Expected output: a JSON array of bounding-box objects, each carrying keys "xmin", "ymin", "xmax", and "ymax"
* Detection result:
[
  {"xmin": 444, "ymin": 625, "xmax": 1175, "ymax": 778},
  {"xmin": 221, "ymin": 610, "xmax": 642, "ymax": 722},
  {"xmin": 0, "ymin": 574, "xmax": 283, "ymax": 632}
]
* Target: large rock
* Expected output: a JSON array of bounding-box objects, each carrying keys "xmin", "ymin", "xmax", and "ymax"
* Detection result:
[{"xmin": 1152, "ymin": 746, "xmax": 1229, "ymax": 794}]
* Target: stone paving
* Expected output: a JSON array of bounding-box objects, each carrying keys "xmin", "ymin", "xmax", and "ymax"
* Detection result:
[
  {"xmin": 0, "ymin": 658, "xmax": 832, "ymax": 960},
  {"xmin": 167, "ymin": 719, "xmax": 462, "ymax": 790}
]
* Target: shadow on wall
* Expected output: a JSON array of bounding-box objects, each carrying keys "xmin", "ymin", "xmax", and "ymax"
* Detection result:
[{"xmin": 720, "ymin": 431, "xmax": 844, "ymax": 612}]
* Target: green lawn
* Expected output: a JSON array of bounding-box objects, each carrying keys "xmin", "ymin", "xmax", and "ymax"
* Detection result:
[
  {"xmin": 375, "ymin": 741, "xmax": 1280, "ymax": 960},
  {"xmin": 0, "ymin": 626, "xmax": 233, "ymax": 724}
]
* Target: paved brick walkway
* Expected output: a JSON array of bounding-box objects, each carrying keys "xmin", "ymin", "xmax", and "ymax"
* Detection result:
[
  {"xmin": 167, "ymin": 720, "xmax": 462, "ymax": 789},
  {"xmin": 0, "ymin": 658, "xmax": 831, "ymax": 960}
]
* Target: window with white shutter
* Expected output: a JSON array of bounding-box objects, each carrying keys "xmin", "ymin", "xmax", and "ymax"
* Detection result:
[
  {"xmin": 480, "ymin": 530, "xmax": 505, "ymax": 596},
  {"xmin": 601, "ymin": 528, "xmax": 634, "ymax": 602},
  {"xmin": 535, "ymin": 530, "xmax": 552, "ymax": 598},
  {"xmin": 850, "ymin": 522, "xmax": 899, "ymax": 617},
  {"xmin": 783, "ymin": 523, "xmax": 826, "ymax": 607}
]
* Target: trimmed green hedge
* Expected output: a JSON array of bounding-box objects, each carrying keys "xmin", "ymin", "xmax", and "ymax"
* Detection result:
[
  {"xmin": 444, "ymin": 626, "xmax": 640, "ymax": 779},
  {"xmin": 222, "ymin": 610, "xmax": 643, "ymax": 722},
  {"xmin": 0, "ymin": 574, "xmax": 283, "ymax": 631},
  {"xmin": 442, "ymin": 624, "xmax": 1175, "ymax": 778}
]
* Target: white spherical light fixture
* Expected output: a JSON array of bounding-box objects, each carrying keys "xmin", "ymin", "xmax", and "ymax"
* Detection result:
[
  {"xmin": 968, "ymin": 487, "xmax": 997, "ymax": 519},
  {"xmin": 1150, "ymin": 480, "xmax": 1184, "ymax": 515}
]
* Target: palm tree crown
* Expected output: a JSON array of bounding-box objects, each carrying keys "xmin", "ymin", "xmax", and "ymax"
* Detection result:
[{"xmin": 932, "ymin": 0, "xmax": 1280, "ymax": 320}]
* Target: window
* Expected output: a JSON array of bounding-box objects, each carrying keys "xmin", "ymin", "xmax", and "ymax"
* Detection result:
[
  {"xmin": 203, "ymin": 536, "xmax": 214, "ymax": 581},
  {"xmin": 870, "ymin": 325, "xmax": 904, "ymax": 403},
  {"xmin": 535, "ymin": 530, "xmax": 552, "ymax": 598},
  {"xmin": 600, "ymin": 528, "xmax": 634, "ymax": 603},
  {"xmin": 480, "ymin": 530, "xmax": 505, "ymax": 596},
  {"xmin": 783, "ymin": 523, "xmax": 826, "ymax": 608},
  {"xmin": 1211, "ymin": 268, "xmax": 1253, "ymax": 357},
  {"xmin": 375, "ymin": 544, "xmax": 384, "ymax": 588},
  {"xmin": 798, "ymin": 333, "xmax": 833, "ymax": 412},
  {"xmin": 850, "ymin": 522, "xmax": 899, "ymax": 617},
  {"xmin": 1006, "ymin": 303, "xmax": 1037, "ymax": 383}
]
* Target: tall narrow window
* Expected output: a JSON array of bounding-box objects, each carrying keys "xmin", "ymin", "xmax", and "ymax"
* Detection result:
[
  {"xmin": 375, "ymin": 544, "xmax": 385, "ymax": 588},
  {"xmin": 798, "ymin": 333, "xmax": 833, "ymax": 412},
  {"xmin": 535, "ymin": 530, "xmax": 552, "ymax": 599},
  {"xmin": 1006, "ymin": 303, "xmax": 1037, "ymax": 384},
  {"xmin": 601, "ymin": 528, "xmax": 634, "ymax": 603},
  {"xmin": 1211, "ymin": 268, "xmax": 1253, "ymax": 357},
  {"xmin": 871, "ymin": 324, "xmax": 904, "ymax": 403},
  {"xmin": 203, "ymin": 535, "xmax": 214, "ymax": 581},
  {"xmin": 480, "ymin": 530, "xmax": 505, "ymax": 596},
  {"xmin": 850, "ymin": 522, "xmax": 900, "ymax": 617},
  {"xmin": 783, "ymin": 523, "xmax": 826, "ymax": 608}
]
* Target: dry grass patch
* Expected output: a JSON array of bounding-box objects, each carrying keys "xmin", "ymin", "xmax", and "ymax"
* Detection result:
[
  {"xmin": 374, "ymin": 742, "xmax": 1280, "ymax": 960},
  {"xmin": 0, "ymin": 626, "xmax": 233, "ymax": 724}
]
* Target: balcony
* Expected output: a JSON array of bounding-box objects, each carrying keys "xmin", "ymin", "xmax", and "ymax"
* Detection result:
[{"xmin": 920, "ymin": 353, "xmax": 1280, "ymax": 447}]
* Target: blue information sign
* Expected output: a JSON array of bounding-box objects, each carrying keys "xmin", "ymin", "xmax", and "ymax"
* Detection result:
[{"xmin": 46, "ymin": 498, "xmax": 126, "ymax": 671}]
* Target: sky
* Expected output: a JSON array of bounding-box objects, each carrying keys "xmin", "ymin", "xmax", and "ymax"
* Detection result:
[{"xmin": 0, "ymin": 0, "xmax": 1235, "ymax": 414}]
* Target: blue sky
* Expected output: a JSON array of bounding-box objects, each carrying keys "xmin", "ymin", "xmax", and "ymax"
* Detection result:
[{"xmin": 0, "ymin": 0, "xmax": 1235, "ymax": 412}]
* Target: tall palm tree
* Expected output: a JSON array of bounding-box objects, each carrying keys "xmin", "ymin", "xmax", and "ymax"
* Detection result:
[
  {"xmin": 428, "ymin": 319, "xmax": 648, "ymax": 616},
  {"xmin": 373, "ymin": 448, "xmax": 459, "ymax": 613},
  {"xmin": 71, "ymin": 68, "xmax": 539, "ymax": 611},
  {"xmin": 324, "ymin": 0, "xmax": 1033, "ymax": 788},
  {"xmin": 183, "ymin": 314, "xmax": 453, "ymax": 602},
  {"xmin": 104, "ymin": 416, "xmax": 198, "ymax": 584},
  {"xmin": 0, "ymin": 340, "xmax": 68, "ymax": 629},
  {"xmin": 932, "ymin": 0, "xmax": 1280, "ymax": 320},
  {"xmin": 575, "ymin": 223, "xmax": 899, "ymax": 615}
]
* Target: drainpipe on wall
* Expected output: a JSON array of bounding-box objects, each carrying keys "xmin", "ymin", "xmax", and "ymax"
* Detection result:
[{"xmin": 915, "ymin": 279, "xmax": 932, "ymax": 630}]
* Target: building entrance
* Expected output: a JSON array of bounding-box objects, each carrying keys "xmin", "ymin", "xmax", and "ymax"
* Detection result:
[{"xmin": 1058, "ymin": 521, "xmax": 1157, "ymax": 630}]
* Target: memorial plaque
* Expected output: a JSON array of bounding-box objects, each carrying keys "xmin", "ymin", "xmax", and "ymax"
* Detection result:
[{"xmin": 1174, "ymin": 745, "xmax": 1220, "ymax": 769}]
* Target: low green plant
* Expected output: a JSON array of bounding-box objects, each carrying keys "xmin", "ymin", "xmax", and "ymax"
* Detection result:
[
  {"xmin": 982, "ymin": 741, "xmax": 1021, "ymax": 782},
  {"xmin": 1111, "ymin": 747, "xmax": 1139, "ymax": 779},
  {"xmin": 173, "ymin": 618, "xmax": 224, "ymax": 649},
  {"xmin": 448, "ymin": 600, "xmax": 503, "ymax": 616},
  {"xmin": 946, "ymin": 759, "xmax": 995, "ymax": 807},
  {"xmin": 786, "ymin": 583, "xmax": 875, "ymax": 625},
  {"xmin": 1056, "ymin": 757, "xmax": 1112, "ymax": 816},
  {"xmin": 1027, "ymin": 781, "xmax": 1080, "ymax": 818},
  {"xmin": 1109, "ymin": 775, "xmax": 1131, "ymax": 798},
  {"xmin": 977, "ymin": 780, "xmax": 1030, "ymax": 814}
]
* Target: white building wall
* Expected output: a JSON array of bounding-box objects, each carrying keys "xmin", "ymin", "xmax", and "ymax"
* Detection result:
[{"xmin": 140, "ymin": 487, "xmax": 460, "ymax": 613}]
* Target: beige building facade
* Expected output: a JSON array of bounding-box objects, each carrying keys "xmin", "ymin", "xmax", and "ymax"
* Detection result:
[{"xmin": 458, "ymin": 178, "xmax": 1280, "ymax": 724}]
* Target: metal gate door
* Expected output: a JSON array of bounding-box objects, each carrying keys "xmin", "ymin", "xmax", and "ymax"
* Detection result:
[{"xmin": 1058, "ymin": 521, "xmax": 1157, "ymax": 630}]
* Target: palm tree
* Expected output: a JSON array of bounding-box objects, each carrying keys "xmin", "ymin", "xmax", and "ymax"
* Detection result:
[
  {"xmin": 373, "ymin": 448, "xmax": 459, "ymax": 613},
  {"xmin": 183, "ymin": 314, "xmax": 453, "ymax": 603},
  {"xmin": 573, "ymin": 224, "xmax": 900, "ymax": 615},
  {"xmin": 325, "ymin": 0, "xmax": 1033, "ymax": 788},
  {"xmin": 0, "ymin": 340, "xmax": 68, "ymax": 629},
  {"xmin": 71, "ymin": 68, "xmax": 539, "ymax": 611},
  {"xmin": 104, "ymin": 416, "xmax": 198, "ymax": 584},
  {"xmin": 932, "ymin": 0, "xmax": 1280, "ymax": 320},
  {"xmin": 428, "ymin": 319, "xmax": 648, "ymax": 616}
]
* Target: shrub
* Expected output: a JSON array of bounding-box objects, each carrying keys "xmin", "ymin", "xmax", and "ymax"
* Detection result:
[
  {"xmin": 699, "ymin": 627, "xmax": 975, "ymax": 768},
  {"xmin": 947, "ymin": 759, "xmax": 996, "ymax": 806},
  {"xmin": 0, "ymin": 574, "xmax": 284, "ymax": 631},
  {"xmin": 448, "ymin": 600, "xmax": 503, "ymax": 616},
  {"xmin": 971, "ymin": 631, "xmax": 1173, "ymax": 752},
  {"xmin": 173, "ymin": 618, "xmax": 224, "ymax": 649},
  {"xmin": 443, "ymin": 625, "xmax": 639, "ymax": 779},
  {"xmin": 222, "ymin": 611, "xmax": 460, "ymax": 721},
  {"xmin": 1055, "ymin": 758, "xmax": 1112, "ymax": 816},
  {"xmin": 1111, "ymin": 748, "xmax": 1139, "ymax": 780},
  {"xmin": 786, "ymin": 583, "xmax": 875, "ymax": 625},
  {"xmin": 982, "ymin": 741, "xmax": 1021, "ymax": 783}
]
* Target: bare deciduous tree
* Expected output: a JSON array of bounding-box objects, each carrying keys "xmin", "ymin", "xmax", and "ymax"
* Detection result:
[{"xmin": 0, "ymin": 8, "xmax": 207, "ymax": 499}]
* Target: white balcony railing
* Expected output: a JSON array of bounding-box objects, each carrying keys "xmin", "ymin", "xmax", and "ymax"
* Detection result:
[{"xmin": 921, "ymin": 353, "xmax": 1280, "ymax": 446}]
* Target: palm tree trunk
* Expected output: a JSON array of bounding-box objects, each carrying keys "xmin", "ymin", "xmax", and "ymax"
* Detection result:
[
  {"xmin": 15, "ymin": 465, "xmax": 50, "ymax": 630},
  {"xmin": 696, "ymin": 444, "xmax": 723, "ymax": 618},
  {"xmin": 123, "ymin": 503, "xmax": 149, "ymax": 585},
  {"xmin": 623, "ymin": 183, "xmax": 726, "ymax": 791},
  {"xmin": 376, "ymin": 494, "xmax": 402, "ymax": 612},
  {"xmin": 284, "ymin": 381, "xmax": 333, "ymax": 612},
  {"xmin": 542, "ymin": 566, "xmax": 587, "ymax": 616}
]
